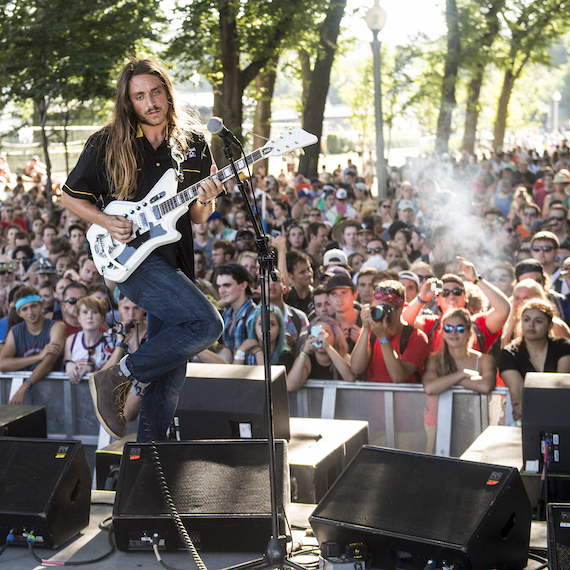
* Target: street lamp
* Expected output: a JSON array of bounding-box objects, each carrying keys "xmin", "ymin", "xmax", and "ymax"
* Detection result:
[
  {"xmin": 553, "ymin": 90, "xmax": 562, "ymax": 132},
  {"xmin": 365, "ymin": 0, "xmax": 387, "ymax": 200},
  {"xmin": 190, "ymin": 70, "xmax": 201, "ymax": 108}
]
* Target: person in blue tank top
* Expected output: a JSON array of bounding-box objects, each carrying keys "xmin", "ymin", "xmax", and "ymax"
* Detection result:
[{"xmin": 0, "ymin": 285, "xmax": 66, "ymax": 404}]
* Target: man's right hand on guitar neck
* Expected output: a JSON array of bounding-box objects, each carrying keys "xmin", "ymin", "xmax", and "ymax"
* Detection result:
[{"xmin": 105, "ymin": 214, "xmax": 134, "ymax": 243}]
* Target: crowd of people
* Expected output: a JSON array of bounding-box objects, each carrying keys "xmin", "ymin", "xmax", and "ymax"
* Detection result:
[{"xmin": 2, "ymin": 142, "xmax": 570, "ymax": 428}]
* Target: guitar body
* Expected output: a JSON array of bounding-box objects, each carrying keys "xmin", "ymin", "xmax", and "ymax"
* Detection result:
[
  {"xmin": 86, "ymin": 127, "xmax": 319, "ymax": 283},
  {"xmin": 87, "ymin": 169, "xmax": 186, "ymax": 283}
]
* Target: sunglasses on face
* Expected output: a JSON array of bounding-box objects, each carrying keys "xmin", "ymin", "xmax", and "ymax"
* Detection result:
[
  {"xmin": 64, "ymin": 297, "xmax": 84, "ymax": 305},
  {"xmin": 549, "ymin": 216, "xmax": 565, "ymax": 222},
  {"xmin": 439, "ymin": 288, "xmax": 464, "ymax": 297},
  {"xmin": 0, "ymin": 271, "xmax": 11, "ymax": 276},
  {"xmin": 443, "ymin": 324, "xmax": 467, "ymax": 333},
  {"xmin": 416, "ymin": 274, "xmax": 432, "ymax": 282},
  {"xmin": 489, "ymin": 274, "xmax": 510, "ymax": 282},
  {"xmin": 523, "ymin": 211, "xmax": 538, "ymax": 217},
  {"xmin": 532, "ymin": 245, "xmax": 554, "ymax": 252},
  {"xmin": 366, "ymin": 247, "xmax": 385, "ymax": 254}
]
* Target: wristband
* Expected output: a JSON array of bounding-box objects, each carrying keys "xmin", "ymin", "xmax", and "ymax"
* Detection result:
[
  {"xmin": 299, "ymin": 351, "xmax": 308, "ymax": 359},
  {"xmin": 116, "ymin": 342, "xmax": 129, "ymax": 350},
  {"xmin": 199, "ymin": 198, "xmax": 215, "ymax": 206},
  {"xmin": 473, "ymin": 274, "xmax": 482, "ymax": 283},
  {"xmin": 234, "ymin": 349, "xmax": 246, "ymax": 360},
  {"xmin": 23, "ymin": 378, "xmax": 33, "ymax": 388},
  {"xmin": 416, "ymin": 295, "xmax": 428, "ymax": 304},
  {"xmin": 62, "ymin": 360, "xmax": 74, "ymax": 370},
  {"xmin": 379, "ymin": 337, "xmax": 390, "ymax": 345}
]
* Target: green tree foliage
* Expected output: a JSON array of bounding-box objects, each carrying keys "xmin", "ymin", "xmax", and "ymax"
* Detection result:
[
  {"xmin": 168, "ymin": 0, "xmax": 311, "ymax": 165},
  {"xmin": 492, "ymin": 0, "xmax": 570, "ymax": 147},
  {"xmin": 0, "ymin": 0, "xmax": 161, "ymax": 207}
]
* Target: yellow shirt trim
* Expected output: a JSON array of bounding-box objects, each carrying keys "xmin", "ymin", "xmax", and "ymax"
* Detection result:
[{"xmin": 63, "ymin": 184, "xmax": 98, "ymax": 201}]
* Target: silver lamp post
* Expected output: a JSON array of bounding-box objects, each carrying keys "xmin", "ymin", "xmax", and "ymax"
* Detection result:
[
  {"xmin": 553, "ymin": 90, "xmax": 562, "ymax": 132},
  {"xmin": 190, "ymin": 70, "xmax": 201, "ymax": 109},
  {"xmin": 365, "ymin": 0, "xmax": 388, "ymax": 200}
]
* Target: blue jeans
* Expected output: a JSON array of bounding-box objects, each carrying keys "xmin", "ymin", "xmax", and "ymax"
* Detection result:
[{"xmin": 117, "ymin": 252, "xmax": 224, "ymax": 441}]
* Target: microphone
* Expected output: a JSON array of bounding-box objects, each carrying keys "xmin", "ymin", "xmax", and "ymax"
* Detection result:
[{"xmin": 206, "ymin": 116, "xmax": 242, "ymax": 147}]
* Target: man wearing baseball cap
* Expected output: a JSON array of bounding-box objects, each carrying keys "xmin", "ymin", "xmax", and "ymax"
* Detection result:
[
  {"xmin": 326, "ymin": 274, "xmax": 361, "ymax": 352},
  {"xmin": 0, "ymin": 285, "xmax": 66, "ymax": 405}
]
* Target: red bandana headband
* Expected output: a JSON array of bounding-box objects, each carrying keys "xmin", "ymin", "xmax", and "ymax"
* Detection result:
[{"xmin": 372, "ymin": 289, "xmax": 404, "ymax": 307}]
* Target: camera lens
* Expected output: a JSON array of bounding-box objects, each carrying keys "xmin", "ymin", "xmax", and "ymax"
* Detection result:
[{"xmin": 371, "ymin": 306, "xmax": 385, "ymax": 322}]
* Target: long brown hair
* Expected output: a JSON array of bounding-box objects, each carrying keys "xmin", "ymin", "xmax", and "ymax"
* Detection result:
[
  {"xmin": 435, "ymin": 308, "xmax": 472, "ymax": 376},
  {"xmin": 105, "ymin": 58, "xmax": 200, "ymax": 200},
  {"xmin": 514, "ymin": 298, "xmax": 555, "ymax": 343}
]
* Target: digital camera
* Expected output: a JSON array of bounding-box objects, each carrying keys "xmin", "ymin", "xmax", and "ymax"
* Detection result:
[{"xmin": 371, "ymin": 304, "xmax": 393, "ymax": 323}]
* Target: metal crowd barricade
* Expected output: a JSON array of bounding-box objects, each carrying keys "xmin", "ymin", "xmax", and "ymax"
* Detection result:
[
  {"xmin": 289, "ymin": 380, "xmax": 510, "ymax": 458},
  {"xmin": 0, "ymin": 372, "xmax": 512, "ymax": 463}
]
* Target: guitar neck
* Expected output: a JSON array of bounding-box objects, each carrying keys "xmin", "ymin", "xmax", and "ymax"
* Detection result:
[{"xmin": 159, "ymin": 148, "xmax": 265, "ymax": 216}]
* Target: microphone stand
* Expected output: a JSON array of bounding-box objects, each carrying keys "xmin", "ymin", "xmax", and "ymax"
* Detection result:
[{"xmin": 219, "ymin": 137, "xmax": 306, "ymax": 570}]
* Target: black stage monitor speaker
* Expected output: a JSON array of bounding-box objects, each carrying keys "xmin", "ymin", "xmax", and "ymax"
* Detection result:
[
  {"xmin": 113, "ymin": 439, "xmax": 290, "ymax": 552},
  {"xmin": 310, "ymin": 446, "xmax": 532, "ymax": 570},
  {"xmin": 547, "ymin": 503, "xmax": 570, "ymax": 570},
  {"xmin": 0, "ymin": 438, "xmax": 91, "ymax": 549},
  {"xmin": 176, "ymin": 363, "xmax": 290, "ymax": 441},
  {"xmin": 522, "ymin": 372, "xmax": 570, "ymax": 475},
  {"xmin": 0, "ymin": 404, "xmax": 47, "ymax": 438}
]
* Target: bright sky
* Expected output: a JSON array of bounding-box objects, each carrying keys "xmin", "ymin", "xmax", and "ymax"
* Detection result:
[{"xmin": 346, "ymin": 0, "xmax": 447, "ymax": 48}]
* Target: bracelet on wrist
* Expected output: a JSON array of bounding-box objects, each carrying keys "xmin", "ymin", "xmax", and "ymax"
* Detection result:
[
  {"xmin": 23, "ymin": 378, "xmax": 33, "ymax": 389},
  {"xmin": 62, "ymin": 360, "xmax": 74, "ymax": 370},
  {"xmin": 416, "ymin": 295, "xmax": 428, "ymax": 305},
  {"xmin": 199, "ymin": 198, "xmax": 215, "ymax": 206},
  {"xmin": 116, "ymin": 341, "xmax": 129, "ymax": 350},
  {"xmin": 299, "ymin": 351, "xmax": 308, "ymax": 359},
  {"xmin": 234, "ymin": 349, "xmax": 246, "ymax": 360},
  {"xmin": 473, "ymin": 274, "xmax": 482, "ymax": 283},
  {"xmin": 379, "ymin": 337, "xmax": 390, "ymax": 345}
]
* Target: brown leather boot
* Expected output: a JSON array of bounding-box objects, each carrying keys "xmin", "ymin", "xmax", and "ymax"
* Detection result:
[{"xmin": 89, "ymin": 365, "xmax": 132, "ymax": 439}]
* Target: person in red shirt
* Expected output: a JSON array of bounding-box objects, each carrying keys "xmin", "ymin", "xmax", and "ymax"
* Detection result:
[
  {"xmin": 402, "ymin": 257, "xmax": 510, "ymax": 354},
  {"xmin": 0, "ymin": 202, "xmax": 27, "ymax": 232},
  {"xmin": 351, "ymin": 280, "xmax": 430, "ymax": 383}
]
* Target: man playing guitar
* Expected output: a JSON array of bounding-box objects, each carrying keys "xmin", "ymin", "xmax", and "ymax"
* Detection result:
[{"xmin": 62, "ymin": 59, "xmax": 224, "ymax": 442}]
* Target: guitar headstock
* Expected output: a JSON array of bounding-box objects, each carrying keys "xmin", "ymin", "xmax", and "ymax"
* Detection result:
[{"xmin": 262, "ymin": 128, "xmax": 318, "ymax": 158}]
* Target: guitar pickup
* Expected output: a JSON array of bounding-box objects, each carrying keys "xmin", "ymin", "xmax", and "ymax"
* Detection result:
[{"xmin": 135, "ymin": 212, "xmax": 149, "ymax": 232}]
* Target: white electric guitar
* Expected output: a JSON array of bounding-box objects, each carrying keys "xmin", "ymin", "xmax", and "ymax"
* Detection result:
[{"xmin": 87, "ymin": 127, "xmax": 318, "ymax": 283}]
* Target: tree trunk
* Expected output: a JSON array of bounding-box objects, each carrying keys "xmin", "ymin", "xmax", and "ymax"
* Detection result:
[
  {"xmin": 462, "ymin": 71, "xmax": 484, "ymax": 154},
  {"xmin": 460, "ymin": 1, "xmax": 502, "ymax": 155},
  {"xmin": 298, "ymin": 0, "xmax": 347, "ymax": 178},
  {"xmin": 298, "ymin": 48, "xmax": 312, "ymax": 111},
  {"xmin": 35, "ymin": 97, "xmax": 54, "ymax": 216},
  {"xmin": 493, "ymin": 69, "xmax": 515, "ymax": 149},
  {"xmin": 253, "ymin": 56, "xmax": 278, "ymax": 174},
  {"xmin": 435, "ymin": 0, "xmax": 460, "ymax": 155}
]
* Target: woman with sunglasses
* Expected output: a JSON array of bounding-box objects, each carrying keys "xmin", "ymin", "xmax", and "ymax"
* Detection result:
[
  {"xmin": 498, "ymin": 298, "xmax": 570, "ymax": 421},
  {"xmin": 422, "ymin": 308, "xmax": 496, "ymax": 395}
]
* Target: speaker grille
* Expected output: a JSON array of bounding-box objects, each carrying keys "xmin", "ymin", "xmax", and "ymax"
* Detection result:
[
  {"xmin": 313, "ymin": 447, "xmax": 510, "ymax": 545},
  {"xmin": 0, "ymin": 440, "xmax": 74, "ymax": 513},
  {"xmin": 120, "ymin": 457, "xmax": 272, "ymax": 516}
]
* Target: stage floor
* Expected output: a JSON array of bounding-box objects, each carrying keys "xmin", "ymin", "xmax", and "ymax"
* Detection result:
[
  {"xmin": 2, "ymin": 487, "xmax": 549, "ymax": 570},
  {"xmin": 2, "ymin": 492, "xmax": 318, "ymax": 570}
]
